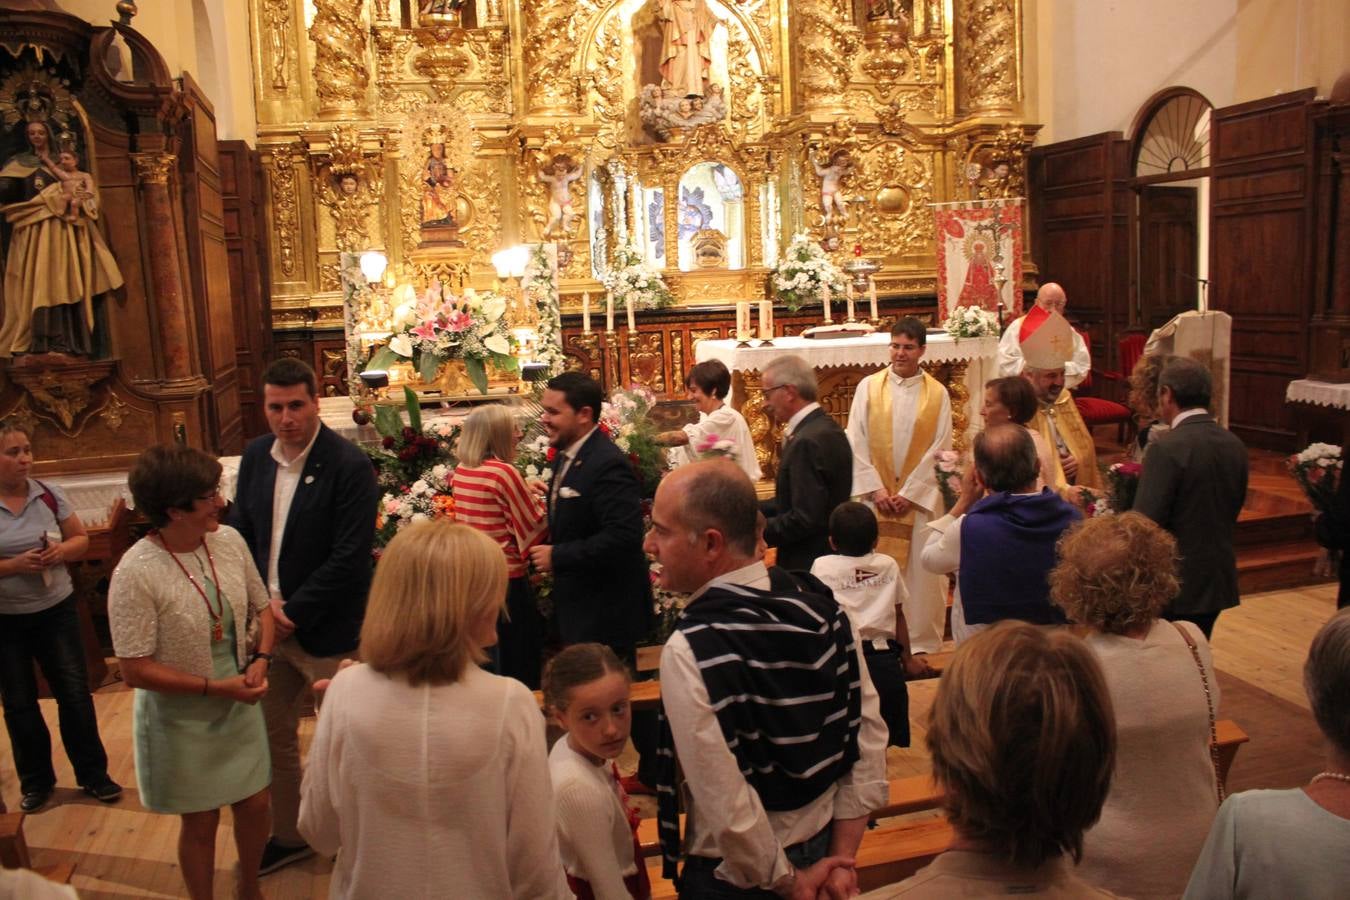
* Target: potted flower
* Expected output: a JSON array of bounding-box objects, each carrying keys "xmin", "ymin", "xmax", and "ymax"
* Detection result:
[{"xmin": 772, "ymin": 232, "xmax": 849, "ymax": 312}]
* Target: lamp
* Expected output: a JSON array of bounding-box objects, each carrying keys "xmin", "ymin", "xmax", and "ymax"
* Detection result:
[
  {"xmin": 359, "ymin": 250, "xmax": 388, "ymax": 284},
  {"xmin": 491, "ymin": 245, "xmax": 529, "ymax": 280}
]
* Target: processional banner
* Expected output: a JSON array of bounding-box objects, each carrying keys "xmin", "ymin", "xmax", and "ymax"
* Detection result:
[{"xmin": 934, "ymin": 199, "xmax": 1024, "ymax": 322}]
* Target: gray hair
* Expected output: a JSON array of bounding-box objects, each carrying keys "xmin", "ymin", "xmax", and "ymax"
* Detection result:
[
  {"xmin": 1305, "ymin": 608, "xmax": 1350, "ymax": 758},
  {"xmin": 974, "ymin": 424, "xmax": 1039, "ymax": 493},
  {"xmin": 762, "ymin": 355, "xmax": 818, "ymax": 402},
  {"xmin": 1158, "ymin": 357, "xmax": 1212, "ymax": 410},
  {"xmin": 679, "ymin": 461, "xmax": 760, "ymax": 557}
]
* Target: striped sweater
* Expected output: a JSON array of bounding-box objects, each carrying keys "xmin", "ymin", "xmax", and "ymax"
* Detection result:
[{"xmin": 451, "ymin": 459, "xmax": 548, "ymax": 578}]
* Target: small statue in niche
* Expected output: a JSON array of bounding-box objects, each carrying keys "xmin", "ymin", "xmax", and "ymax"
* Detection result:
[
  {"xmin": 691, "ymin": 228, "xmax": 727, "ymax": 268},
  {"xmin": 50, "ymin": 148, "xmax": 95, "ymax": 223},
  {"xmin": 417, "ymin": 134, "xmax": 464, "ymax": 247},
  {"xmin": 814, "ymin": 148, "xmax": 854, "ymax": 225},
  {"xmin": 539, "ymin": 154, "xmax": 583, "ymax": 238}
]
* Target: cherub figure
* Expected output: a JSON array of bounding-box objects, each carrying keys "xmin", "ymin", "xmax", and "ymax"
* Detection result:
[
  {"xmin": 539, "ymin": 154, "xmax": 583, "ymax": 237},
  {"xmin": 814, "ymin": 148, "xmax": 853, "ymax": 225},
  {"xmin": 49, "ymin": 149, "xmax": 95, "ymax": 223}
]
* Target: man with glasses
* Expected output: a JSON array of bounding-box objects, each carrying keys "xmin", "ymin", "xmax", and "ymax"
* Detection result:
[
  {"xmin": 229, "ymin": 358, "xmax": 379, "ymax": 875},
  {"xmin": 759, "ymin": 355, "xmax": 853, "ymax": 571}
]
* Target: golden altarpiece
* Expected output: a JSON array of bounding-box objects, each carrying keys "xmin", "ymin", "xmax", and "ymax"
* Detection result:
[{"xmin": 256, "ymin": 0, "xmax": 1038, "ymax": 400}]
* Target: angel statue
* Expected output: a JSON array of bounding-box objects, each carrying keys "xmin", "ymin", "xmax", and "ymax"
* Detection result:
[
  {"xmin": 539, "ymin": 154, "xmax": 583, "ymax": 238},
  {"xmin": 814, "ymin": 148, "xmax": 854, "ymax": 225}
]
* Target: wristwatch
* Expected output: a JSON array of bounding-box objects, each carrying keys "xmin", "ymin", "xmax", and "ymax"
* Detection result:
[{"xmin": 250, "ymin": 651, "xmax": 274, "ymax": 666}]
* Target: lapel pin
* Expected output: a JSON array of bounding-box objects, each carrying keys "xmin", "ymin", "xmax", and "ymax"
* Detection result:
[{"xmin": 304, "ymin": 475, "xmax": 315, "ymax": 484}]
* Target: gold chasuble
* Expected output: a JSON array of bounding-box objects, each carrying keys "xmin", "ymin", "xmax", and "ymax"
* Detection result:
[
  {"xmin": 866, "ymin": 369, "xmax": 945, "ymax": 572},
  {"xmin": 1029, "ymin": 389, "xmax": 1102, "ymax": 490}
]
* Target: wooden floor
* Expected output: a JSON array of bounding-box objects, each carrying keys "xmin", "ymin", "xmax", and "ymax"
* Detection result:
[{"xmin": 1, "ymin": 583, "xmax": 1339, "ymax": 898}]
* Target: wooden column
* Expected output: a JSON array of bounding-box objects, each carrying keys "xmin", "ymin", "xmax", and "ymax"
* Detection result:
[{"xmin": 132, "ymin": 151, "xmax": 195, "ymax": 383}]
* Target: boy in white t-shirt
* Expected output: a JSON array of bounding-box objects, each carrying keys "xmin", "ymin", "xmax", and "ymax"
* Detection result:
[{"xmin": 811, "ymin": 501, "xmax": 932, "ymax": 747}]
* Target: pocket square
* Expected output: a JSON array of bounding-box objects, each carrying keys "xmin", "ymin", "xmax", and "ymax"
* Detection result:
[{"xmin": 559, "ymin": 487, "xmax": 581, "ymax": 499}]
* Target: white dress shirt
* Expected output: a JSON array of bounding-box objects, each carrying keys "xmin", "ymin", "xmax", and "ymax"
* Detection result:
[
  {"xmin": 551, "ymin": 426, "xmax": 598, "ymax": 510},
  {"xmin": 267, "ymin": 425, "xmax": 321, "ymax": 595},
  {"xmin": 659, "ymin": 560, "xmax": 890, "ymax": 891},
  {"xmin": 783, "ymin": 401, "xmax": 822, "ymax": 441}
]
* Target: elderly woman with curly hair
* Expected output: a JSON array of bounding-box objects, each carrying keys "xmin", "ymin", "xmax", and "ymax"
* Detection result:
[
  {"xmin": 1050, "ymin": 512, "xmax": 1221, "ymax": 899},
  {"xmin": 1184, "ymin": 608, "xmax": 1350, "ymax": 898}
]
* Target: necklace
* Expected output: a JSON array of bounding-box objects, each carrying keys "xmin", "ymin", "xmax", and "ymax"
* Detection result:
[
  {"xmin": 1311, "ymin": 771, "xmax": 1350, "ymax": 785},
  {"xmin": 156, "ymin": 532, "xmax": 225, "ymax": 641}
]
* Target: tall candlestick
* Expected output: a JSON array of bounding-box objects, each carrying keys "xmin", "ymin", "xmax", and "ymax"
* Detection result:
[
  {"xmin": 626, "ymin": 299, "xmax": 637, "ymax": 332},
  {"xmin": 845, "ymin": 282, "xmax": 856, "ymax": 322},
  {"xmin": 868, "ymin": 277, "xmax": 879, "ymax": 321},
  {"xmin": 605, "ymin": 292, "xmax": 615, "ymax": 333},
  {"xmin": 582, "ymin": 291, "xmax": 591, "ymax": 334},
  {"xmin": 821, "ymin": 284, "xmax": 833, "ymax": 324},
  {"xmin": 759, "ymin": 300, "xmax": 772, "ymax": 340}
]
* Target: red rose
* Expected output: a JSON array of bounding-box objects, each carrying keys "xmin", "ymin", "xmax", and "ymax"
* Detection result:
[
  {"xmin": 599, "ymin": 422, "xmax": 613, "ymax": 437},
  {"xmin": 382, "ymin": 436, "xmax": 395, "ymax": 449},
  {"xmin": 546, "ymin": 447, "xmax": 557, "ymax": 462}
]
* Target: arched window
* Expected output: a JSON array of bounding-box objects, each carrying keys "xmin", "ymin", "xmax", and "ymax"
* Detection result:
[{"xmin": 1131, "ymin": 88, "xmax": 1213, "ymax": 180}]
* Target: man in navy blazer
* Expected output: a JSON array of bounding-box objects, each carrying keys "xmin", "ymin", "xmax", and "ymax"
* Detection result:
[
  {"xmin": 1135, "ymin": 356, "xmax": 1248, "ymax": 639},
  {"xmin": 529, "ymin": 371, "xmax": 652, "ymax": 651},
  {"xmin": 229, "ymin": 358, "xmax": 378, "ymax": 875}
]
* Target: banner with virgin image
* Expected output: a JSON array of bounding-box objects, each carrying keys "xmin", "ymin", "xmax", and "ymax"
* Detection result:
[{"xmin": 934, "ymin": 199, "xmax": 1024, "ymax": 321}]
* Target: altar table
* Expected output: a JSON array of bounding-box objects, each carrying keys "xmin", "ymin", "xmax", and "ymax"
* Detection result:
[{"xmin": 694, "ymin": 332, "xmax": 999, "ymax": 478}]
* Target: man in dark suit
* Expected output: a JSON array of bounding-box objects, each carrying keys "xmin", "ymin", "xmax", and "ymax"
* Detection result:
[
  {"xmin": 529, "ymin": 371, "xmax": 652, "ymax": 650},
  {"xmin": 1135, "ymin": 356, "xmax": 1248, "ymax": 639},
  {"xmin": 229, "ymin": 358, "xmax": 378, "ymax": 875},
  {"xmin": 529, "ymin": 371, "xmax": 656, "ymax": 792},
  {"xmin": 759, "ymin": 354, "xmax": 854, "ymax": 571}
]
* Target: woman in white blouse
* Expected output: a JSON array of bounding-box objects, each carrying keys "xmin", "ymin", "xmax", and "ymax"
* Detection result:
[
  {"xmin": 299, "ymin": 521, "xmax": 570, "ymax": 899},
  {"xmin": 657, "ymin": 359, "xmax": 762, "ymax": 482},
  {"xmin": 110, "ymin": 446, "xmax": 275, "ymax": 900}
]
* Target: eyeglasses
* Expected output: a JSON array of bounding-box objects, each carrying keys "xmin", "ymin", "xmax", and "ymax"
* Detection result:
[
  {"xmin": 195, "ymin": 488, "xmax": 223, "ymax": 503},
  {"xmin": 762, "ymin": 384, "xmax": 788, "ymax": 396}
]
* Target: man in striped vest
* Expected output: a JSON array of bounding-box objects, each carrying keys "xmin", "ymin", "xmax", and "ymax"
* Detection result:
[{"xmin": 646, "ymin": 460, "xmax": 888, "ymax": 898}]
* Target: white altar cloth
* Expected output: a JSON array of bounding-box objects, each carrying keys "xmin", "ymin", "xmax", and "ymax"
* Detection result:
[
  {"xmin": 695, "ymin": 332, "xmax": 999, "ymax": 443},
  {"xmin": 1287, "ymin": 378, "xmax": 1350, "ymax": 411}
]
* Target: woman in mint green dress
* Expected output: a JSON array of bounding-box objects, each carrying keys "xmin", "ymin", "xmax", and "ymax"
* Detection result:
[{"xmin": 110, "ymin": 446, "xmax": 275, "ymax": 900}]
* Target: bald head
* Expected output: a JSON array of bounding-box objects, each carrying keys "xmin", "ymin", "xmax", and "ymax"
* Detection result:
[
  {"xmin": 1036, "ymin": 283, "xmax": 1067, "ymax": 316},
  {"xmin": 973, "ymin": 423, "xmax": 1040, "ymax": 493},
  {"xmin": 646, "ymin": 460, "xmax": 760, "ymax": 592}
]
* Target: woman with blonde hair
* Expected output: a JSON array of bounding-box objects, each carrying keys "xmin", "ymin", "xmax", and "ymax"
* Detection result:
[
  {"xmin": 865, "ymin": 621, "xmax": 1117, "ymax": 897},
  {"xmin": 298, "ymin": 521, "xmax": 569, "ymax": 899},
  {"xmin": 452, "ymin": 403, "xmax": 548, "ymax": 687},
  {"xmin": 1050, "ymin": 512, "xmax": 1221, "ymax": 898}
]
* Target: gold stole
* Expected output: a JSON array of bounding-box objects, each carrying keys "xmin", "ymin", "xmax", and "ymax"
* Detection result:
[
  {"xmin": 1032, "ymin": 391, "xmax": 1102, "ymax": 490},
  {"xmin": 867, "ymin": 369, "xmax": 944, "ymax": 572}
]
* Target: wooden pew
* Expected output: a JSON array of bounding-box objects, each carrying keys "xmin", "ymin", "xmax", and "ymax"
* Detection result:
[{"xmin": 0, "ymin": 812, "xmax": 30, "ymax": 868}]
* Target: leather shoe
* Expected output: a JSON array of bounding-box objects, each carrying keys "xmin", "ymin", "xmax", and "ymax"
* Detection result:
[
  {"xmin": 83, "ymin": 779, "xmax": 123, "ymax": 803},
  {"xmin": 19, "ymin": 789, "xmax": 52, "ymax": 812}
]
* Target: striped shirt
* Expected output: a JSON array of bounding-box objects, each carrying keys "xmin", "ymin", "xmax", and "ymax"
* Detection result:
[{"xmin": 452, "ymin": 459, "xmax": 547, "ymax": 578}]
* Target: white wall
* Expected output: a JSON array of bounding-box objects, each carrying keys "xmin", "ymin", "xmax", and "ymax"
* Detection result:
[
  {"xmin": 1026, "ymin": 0, "xmax": 1350, "ymax": 145},
  {"xmin": 52, "ymin": 0, "xmax": 258, "ymax": 143}
]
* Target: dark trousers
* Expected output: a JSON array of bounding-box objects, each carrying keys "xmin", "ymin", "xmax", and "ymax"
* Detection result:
[
  {"xmin": 493, "ymin": 576, "xmax": 544, "ymax": 690},
  {"xmin": 862, "ymin": 643, "xmax": 910, "ymax": 748},
  {"xmin": 0, "ymin": 595, "xmax": 110, "ymax": 794},
  {"xmin": 1172, "ymin": 611, "xmax": 1221, "ymax": 640},
  {"xmin": 679, "ymin": 825, "xmax": 831, "ymax": 898}
]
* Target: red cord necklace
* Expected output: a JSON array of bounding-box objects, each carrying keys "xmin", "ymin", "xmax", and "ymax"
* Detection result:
[{"xmin": 155, "ymin": 531, "xmax": 225, "ymax": 641}]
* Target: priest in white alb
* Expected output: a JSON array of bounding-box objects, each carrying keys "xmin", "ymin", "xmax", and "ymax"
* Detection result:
[
  {"xmin": 998, "ymin": 282, "xmax": 1092, "ymax": 389},
  {"xmin": 846, "ymin": 317, "xmax": 952, "ymax": 654}
]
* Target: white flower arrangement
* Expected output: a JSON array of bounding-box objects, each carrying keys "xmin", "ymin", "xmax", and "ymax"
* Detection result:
[
  {"xmin": 603, "ymin": 242, "xmax": 674, "ymax": 311},
  {"xmin": 942, "ymin": 304, "xmax": 1001, "ymax": 339},
  {"xmin": 1294, "ymin": 443, "xmax": 1343, "ymax": 469},
  {"xmin": 525, "ymin": 244, "xmax": 566, "ymax": 377},
  {"xmin": 771, "ymin": 232, "xmax": 848, "ymax": 312}
]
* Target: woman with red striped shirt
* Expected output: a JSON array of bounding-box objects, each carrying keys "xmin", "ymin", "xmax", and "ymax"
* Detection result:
[{"xmin": 453, "ymin": 404, "xmax": 549, "ymax": 687}]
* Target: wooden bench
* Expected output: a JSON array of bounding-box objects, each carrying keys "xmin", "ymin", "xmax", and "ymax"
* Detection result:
[{"xmin": 0, "ymin": 813, "xmax": 77, "ymax": 885}]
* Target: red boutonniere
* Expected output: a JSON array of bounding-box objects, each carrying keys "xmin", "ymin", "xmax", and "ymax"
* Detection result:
[
  {"xmin": 546, "ymin": 447, "xmax": 557, "ymax": 462},
  {"xmin": 599, "ymin": 422, "xmax": 613, "ymax": 438}
]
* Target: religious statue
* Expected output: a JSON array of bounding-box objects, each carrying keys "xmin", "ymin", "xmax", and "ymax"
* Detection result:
[
  {"xmin": 639, "ymin": 81, "xmax": 727, "ymax": 141},
  {"xmin": 0, "ymin": 119, "xmax": 123, "ymax": 360},
  {"xmin": 958, "ymin": 237, "xmax": 999, "ymax": 309},
  {"xmin": 538, "ymin": 154, "xmax": 582, "ymax": 238},
  {"xmin": 319, "ymin": 169, "xmax": 382, "ymax": 252},
  {"xmin": 814, "ymin": 148, "xmax": 854, "ymax": 225},
  {"xmin": 659, "ymin": 0, "xmax": 716, "ymax": 98},
  {"xmin": 417, "ymin": 136, "xmax": 463, "ymax": 247}
]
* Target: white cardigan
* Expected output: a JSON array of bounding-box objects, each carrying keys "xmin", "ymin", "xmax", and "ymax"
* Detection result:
[
  {"xmin": 549, "ymin": 737, "xmax": 638, "ymax": 900},
  {"xmin": 299, "ymin": 663, "xmax": 571, "ymax": 900},
  {"xmin": 108, "ymin": 527, "xmax": 269, "ymax": 676}
]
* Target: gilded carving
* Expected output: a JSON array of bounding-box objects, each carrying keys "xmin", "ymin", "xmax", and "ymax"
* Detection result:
[
  {"xmin": 523, "ymin": 1, "xmax": 582, "ymax": 113},
  {"xmin": 101, "ymin": 391, "xmax": 129, "ymax": 431},
  {"xmin": 9, "ymin": 364, "xmax": 112, "ymax": 434},
  {"xmin": 413, "ymin": 25, "xmax": 472, "ymax": 100},
  {"xmin": 963, "ymin": 124, "xmax": 1031, "ymax": 200},
  {"xmin": 310, "ymin": 0, "xmax": 369, "ymax": 114},
  {"xmin": 262, "ymin": 0, "xmax": 291, "ymax": 91},
  {"xmin": 796, "ymin": 0, "xmax": 863, "ymax": 110},
  {"xmin": 266, "ymin": 143, "xmax": 301, "ymax": 278},
  {"xmin": 627, "ymin": 331, "xmax": 666, "ymax": 394},
  {"xmin": 959, "ymin": 0, "xmax": 1017, "ymax": 113},
  {"xmin": 3, "ymin": 397, "xmax": 38, "ymax": 439},
  {"xmin": 131, "ymin": 151, "xmax": 175, "ymax": 185},
  {"xmin": 670, "ymin": 330, "xmax": 685, "ymax": 381},
  {"xmin": 316, "ymin": 125, "xmax": 384, "ymax": 252}
]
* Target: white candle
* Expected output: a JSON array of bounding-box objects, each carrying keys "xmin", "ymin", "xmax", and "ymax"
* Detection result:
[
  {"xmin": 868, "ymin": 277, "xmax": 879, "ymax": 320},
  {"xmin": 735, "ymin": 301, "xmax": 748, "ymax": 339},
  {"xmin": 759, "ymin": 300, "xmax": 772, "ymax": 340},
  {"xmin": 627, "ymin": 299, "xmax": 636, "ymax": 332},
  {"xmin": 821, "ymin": 283, "xmax": 833, "ymax": 324},
  {"xmin": 606, "ymin": 292, "xmax": 615, "ymax": 333},
  {"xmin": 846, "ymin": 281, "xmax": 856, "ymax": 322},
  {"xmin": 582, "ymin": 291, "xmax": 591, "ymax": 334}
]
